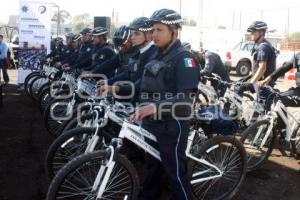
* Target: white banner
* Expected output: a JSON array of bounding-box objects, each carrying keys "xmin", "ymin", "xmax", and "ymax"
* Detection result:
[{"xmin": 18, "ymin": 0, "xmax": 52, "ymax": 87}]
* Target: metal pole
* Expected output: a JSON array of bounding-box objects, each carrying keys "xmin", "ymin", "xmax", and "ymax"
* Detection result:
[
  {"xmin": 51, "ymin": 4, "xmax": 59, "ymax": 36},
  {"xmin": 57, "ymin": 6, "xmax": 61, "ymax": 35},
  {"xmin": 198, "ymin": 0, "xmax": 204, "ymax": 49},
  {"xmin": 232, "ymin": 11, "xmax": 235, "ymax": 30},
  {"xmin": 179, "ymin": 0, "xmax": 182, "ymax": 15},
  {"xmin": 239, "ymin": 11, "xmax": 242, "ymax": 31}
]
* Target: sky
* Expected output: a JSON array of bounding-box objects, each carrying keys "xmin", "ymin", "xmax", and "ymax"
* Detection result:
[{"xmin": 1, "ymin": 0, "xmax": 300, "ymax": 33}]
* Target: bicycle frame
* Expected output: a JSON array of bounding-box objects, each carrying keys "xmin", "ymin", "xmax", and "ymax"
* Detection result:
[
  {"xmin": 198, "ymin": 76, "xmax": 264, "ymax": 127},
  {"xmin": 93, "ymin": 111, "xmax": 224, "ymax": 198},
  {"xmin": 225, "ymin": 88, "xmax": 263, "ymax": 121},
  {"xmin": 253, "ymin": 99, "xmax": 300, "ymax": 149},
  {"xmin": 273, "ymin": 100, "xmax": 300, "ymax": 141}
]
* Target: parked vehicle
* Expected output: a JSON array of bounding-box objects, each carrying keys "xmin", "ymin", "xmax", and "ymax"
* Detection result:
[{"xmin": 224, "ymin": 41, "xmax": 254, "ymax": 76}]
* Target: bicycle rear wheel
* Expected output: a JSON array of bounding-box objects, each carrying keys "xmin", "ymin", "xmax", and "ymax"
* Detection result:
[
  {"xmin": 43, "ymin": 98, "xmax": 74, "ymax": 137},
  {"xmin": 189, "ymin": 136, "xmax": 247, "ymax": 200},
  {"xmin": 38, "ymin": 86, "xmax": 52, "ymax": 113},
  {"xmin": 45, "ymin": 127, "xmax": 109, "ymax": 178},
  {"xmin": 24, "ymin": 71, "xmax": 40, "ymax": 96},
  {"xmin": 29, "ymin": 75, "xmax": 48, "ymax": 101}
]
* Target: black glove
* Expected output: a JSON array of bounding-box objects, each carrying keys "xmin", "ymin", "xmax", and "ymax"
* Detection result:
[{"xmin": 239, "ymin": 82, "xmax": 255, "ymax": 93}]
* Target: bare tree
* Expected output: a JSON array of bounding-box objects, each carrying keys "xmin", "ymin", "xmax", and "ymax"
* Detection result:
[
  {"xmin": 52, "ymin": 10, "xmax": 71, "ymax": 25},
  {"xmin": 72, "ymin": 13, "xmax": 93, "ymax": 32},
  {"xmin": 286, "ymin": 32, "xmax": 300, "ymax": 42}
]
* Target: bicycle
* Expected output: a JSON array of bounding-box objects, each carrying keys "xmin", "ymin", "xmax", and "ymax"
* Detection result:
[
  {"xmin": 47, "ymin": 97, "xmax": 247, "ymax": 200},
  {"xmin": 199, "ymin": 74, "xmax": 264, "ymax": 131},
  {"xmin": 43, "ymin": 75, "xmax": 98, "ymax": 136},
  {"xmin": 45, "ymin": 97, "xmax": 124, "ymax": 177},
  {"xmin": 240, "ymin": 86, "xmax": 300, "ymax": 171}
]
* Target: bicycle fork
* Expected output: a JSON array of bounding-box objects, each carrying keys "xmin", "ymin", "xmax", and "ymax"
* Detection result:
[
  {"xmin": 92, "ymin": 146, "xmax": 116, "ymax": 199},
  {"xmin": 252, "ymin": 120, "xmax": 274, "ymax": 149},
  {"xmin": 189, "ymin": 154, "xmax": 223, "ymax": 184}
]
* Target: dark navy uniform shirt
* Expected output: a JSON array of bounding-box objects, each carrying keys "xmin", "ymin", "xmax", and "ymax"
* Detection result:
[
  {"xmin": 61, "ymin": 45, "xmax": 74, "ymax": 61},
  {"xmin": 92, "ymin": 47, "xmax": 139, "ymax": 79},
  {"xmin": 253, "ymin": 40, "xmax": 276, "ymax": 79},
  {"xmin": 200, "ymin": 51, "xmax": 230, "ymax": 82},
  {"xmin": 139, "ymin": 40, "xmax": 200, "ymax": 117},
  {"xmin": 72, "ymin": 40, "xmax": 94, "ymax": 69},
  {"xmin": 84, "ymin": 43, "xmax": 115, "ymax": 72},
  {"xmin": 117, "ymin": 44, "xmax": 158, "ymax": 98},
  {"xmin": 46, "ymin": 44, "xmax": 65, "ymax": 62},
  {"xmin": 62, "ymin": 46, "xmax": 79, "ymax": 66}
]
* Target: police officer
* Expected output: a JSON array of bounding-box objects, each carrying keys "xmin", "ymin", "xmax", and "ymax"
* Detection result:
[
  {"xmin": 46, "ymin": 37, "xmax": 64, "ymax": 63},
  {"xmin": 248, "ymin": 21, "xmax": 277, "ymax": 84},
  {"xmin": 81, "ymin": 27, "xmax": 115, "ymax": 73},
  {"xmin": 87, "ymin": 25, "xmax": 136, "ymax": 78},
  {"xmin": 97, "ymin": 21, "xmax": 156, "ymax": 162},
  {"xmin": 61, "ymin": 33, "xmax": 74, "ymax": 59},
  {"xmin": 130, "ymin": 9, "xmax": 199, "ymax": 200},
  {"xmin": 99, "ymin": 17, "xmax": 157, "ymax": 101},
  {"xmin": 238, "ymin": 21, "xmax": 277, "ymax": 110},
  {"xmin": 55, "ymin": 33, "xmax": 74, "ymax": 67},
  {"xmin": 260, "ymin": 52, "xmax": 300, "ymax": 107},
  {"xmin": 61, "ymin": 33, "xmax": 81, "ymax": 69},
  {"xmin": 197, "ymin": 50, "xmax": 230, "ymax": 97},
  {"xmin": 63, "ymin": 28, "xmax": 94, "ymax": 70}
]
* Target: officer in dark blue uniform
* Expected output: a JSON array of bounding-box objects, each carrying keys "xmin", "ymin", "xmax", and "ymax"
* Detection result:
[
  {"xmin": 97, "ymin": 20, "xmax": 157, "ymax": 162},
  {"xmin": 249, "ymin": 21, "xmax": 277, "ymax": 84},
  {"xmin": 46, "ymin": 37, "xmax": 65, "ymax": 63},
  {"xmin": 61, "ymin": 33, "xmax": 81, "ymax": 68},
  {"xmin": 198, "ymin": 50, "xmax": 230, "ymax": 97},
  {"xmin": 81, "ymin": 27, "xmax": 115, "ymax": 73},
  {"xmin": 130, "ymin": 9, "xmax": 199, "ymax": 200},
  {"xmin": 260, "ymin": 52, "xmax": 300, "ymax": 107},
  {"xmin": 74, "ymin": 28, "xmax": 94, "ymax": 69},
  {"xmin": 63, "ymin": 28, "xmax": 94, "ymax": 70},
  {"xmin": 238, "ymin": 21, "xmax": 277, "ymax": 109},
  {"xmin": 61, "ymin": 33, "xmax": 74, "ymax": 60},
  {"xmin": 99, "ymin": 17, "xmax": 158, "ymax": 102},
  {"xmin": 55, "ymin": 33, "xmax": 74, "ymax": 68},
  {"xmin": 91, "ymin": 25, "xmax": 137, "ymax": 79}
]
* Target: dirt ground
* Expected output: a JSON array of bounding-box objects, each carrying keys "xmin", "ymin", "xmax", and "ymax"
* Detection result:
[{"xmin": 0, "ymin": 69, "xmax": 299, "ymax": 200}]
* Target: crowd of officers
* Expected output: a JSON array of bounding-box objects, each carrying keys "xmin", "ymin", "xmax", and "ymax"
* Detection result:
[{"xmin": 45, "ymin": 8, "xmax": 300, "ymax": 200}]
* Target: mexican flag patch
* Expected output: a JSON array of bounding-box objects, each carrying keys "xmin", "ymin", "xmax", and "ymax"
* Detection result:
[{"xmin": 184, "ymin": 58, "xmax": 196, "ymax": 68}]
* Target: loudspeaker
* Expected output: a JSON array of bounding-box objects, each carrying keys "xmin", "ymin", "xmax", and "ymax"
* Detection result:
[{"xmin": 94, "ymin": 17, "xmax": 111, "ymax": 30}]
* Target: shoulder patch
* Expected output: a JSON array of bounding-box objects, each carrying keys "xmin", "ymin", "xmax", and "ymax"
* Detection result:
[
  {"xmin": 99, "ymin": 54, "xmax": 105, "ymax": 59},
  {"xmin": 184, "ymin": 58, "xmax": 196, "ymax": 68}
]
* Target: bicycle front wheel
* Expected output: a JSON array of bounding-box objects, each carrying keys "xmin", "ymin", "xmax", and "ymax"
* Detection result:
[
  {"xmin": 45, "ymin": 127, "xmax": 101, "ymax": 178},
  {"xmin": 189, "ymin": 136, "xmax": 247, "ymax": 200},
  {"xmin": 240, "ymin": 119, "xmax": 276, "ymax": 171},
  {"xmin": 47, "ymin": 150, "xmax": 139, "ymax": 200}
]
